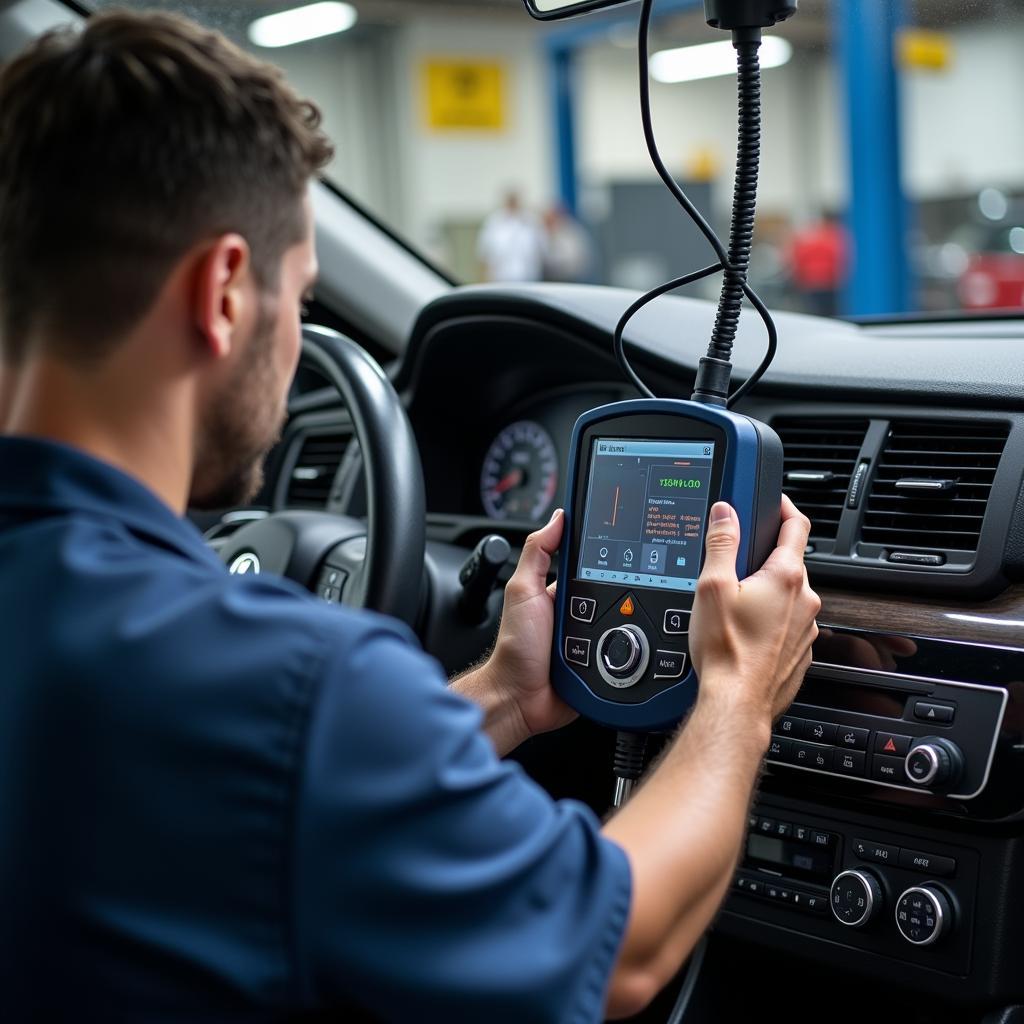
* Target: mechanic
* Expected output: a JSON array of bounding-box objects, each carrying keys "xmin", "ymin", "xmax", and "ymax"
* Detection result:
[{"xmin": 0, "ymin": 12, "xmax": 820, "ymax": 1022}]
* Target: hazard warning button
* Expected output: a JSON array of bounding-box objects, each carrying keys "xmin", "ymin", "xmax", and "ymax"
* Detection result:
[
  {"xmin": 618, "ymin": 595, "xmax": 636, "ymax": 617},
  {"xmin": 873, "ymin": 732, "xmax": 912, "ymax": 758}
]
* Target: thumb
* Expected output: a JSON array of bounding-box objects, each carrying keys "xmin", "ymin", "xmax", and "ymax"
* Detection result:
[
  {"xmin": 702, "ymin": 502, "xmax": 740, "ymax": 581},
  {"xmin": 509, "ymin": 508, "xmax": 564, "ymax": 592}
]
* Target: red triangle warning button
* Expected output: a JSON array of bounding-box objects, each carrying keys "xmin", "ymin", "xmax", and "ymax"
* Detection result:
[
  {"xmin": 619, "ymin": 597, "xmax": 635, "ymax": 616},
  {"xmin": 883, "ymin": 738, "xmax": 897, "ymax": 753}
]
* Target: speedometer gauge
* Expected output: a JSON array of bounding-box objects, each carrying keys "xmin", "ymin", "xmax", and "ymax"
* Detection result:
[{"xmin": 480, "ymin": 421, "xmax": 559, "ymax": 521}]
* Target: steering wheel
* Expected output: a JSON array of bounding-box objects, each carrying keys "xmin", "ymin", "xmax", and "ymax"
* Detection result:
[{"xmin": 218, "ymin": 325, "xmax": 426, "ymax": 627}]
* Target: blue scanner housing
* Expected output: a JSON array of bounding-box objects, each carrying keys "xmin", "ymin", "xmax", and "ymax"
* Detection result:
[{"xmin": 552, "ymin": 399, "xmax": 783, "ymax": 732}]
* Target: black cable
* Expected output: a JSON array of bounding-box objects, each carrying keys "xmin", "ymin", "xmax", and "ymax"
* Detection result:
[
  {"xmin": 624, "ymin": 0, "xmax": 781, "ymax": 407},
  {"xmin": 638, "ymin": 0, "xmax": 732, "ymax": 271},
  {"xmin": 612, "ymin": 730, "xmax": 648, "ymax": 807},
  {"xmin": 614, "ymin": 263, "xmax": 723, "ymax": 399},
  {"xmin": 709, "ymin": 33, "xmax": 763, "ymax": 365}
]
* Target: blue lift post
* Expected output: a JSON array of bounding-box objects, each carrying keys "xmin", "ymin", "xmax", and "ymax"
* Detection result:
[{"xmin": 834, "ymin": 0, "xmax": 913, "ymax": 316}]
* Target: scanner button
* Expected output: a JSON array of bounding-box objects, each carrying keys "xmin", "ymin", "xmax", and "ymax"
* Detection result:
[
  {"xmin": 663, "ymin": 609, "xmax": 690, "ymax": 635},
  {"xmin": 564, "ymin": 637, "xmax": 591, "ymax": 668},
  {"xmin": 569, "ymin": 597, "xmax": 597, "ymax": 624},
  {"xmin": 653, "ymin": 650, "xmax": 687, "ymax": 680}
]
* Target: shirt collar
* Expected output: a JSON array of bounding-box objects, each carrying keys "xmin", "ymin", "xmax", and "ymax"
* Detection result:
[{"xmin": 0, "ymin": 435, "xmax": 224, "ymax": 569}]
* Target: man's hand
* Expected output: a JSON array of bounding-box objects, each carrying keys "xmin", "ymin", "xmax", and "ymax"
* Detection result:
[
  {"xmin": 453, "ymin": 510, "xmax": 577, "ymax": 755},
  {"xmin": 602, "ymin": 496, "xmax": 822, "ymax": 1019},
  {"xmin": 689, "ymin": 495, "xmax": 822, "ymax": 728}
]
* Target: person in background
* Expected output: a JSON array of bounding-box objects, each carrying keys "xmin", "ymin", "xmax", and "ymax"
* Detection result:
[
  {"xmin": 787, "ymin": 213, "xmax": 850, "ymax": 318},
  {"xmin": 477, "ymin": 190, "xmax": 545, "ymax": 283},
  {"xmin": 541, "ymin": 203, "xmax": 593, "ymax": 284}
]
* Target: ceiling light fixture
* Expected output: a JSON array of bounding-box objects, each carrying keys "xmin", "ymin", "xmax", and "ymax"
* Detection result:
[
  {"xmin": 248, "ymin": 2, "xmax": 358, "ymax": 49},
  {"xmin": 651, "ymin": 36, "xmax": 792, "ymax": 84}
]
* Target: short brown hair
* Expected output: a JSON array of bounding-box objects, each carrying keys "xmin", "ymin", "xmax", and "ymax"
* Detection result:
[{"xmin": 0, "ymin": 10, "xmax": 333, "ymax": 365}]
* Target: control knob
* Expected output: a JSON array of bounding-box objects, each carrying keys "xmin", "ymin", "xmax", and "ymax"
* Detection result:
[
  {"xmin": 905, "ymin": 738, "xmax": 964, "ymax": 790},
  {"xmin": 895, "ymin": 885, "xmax": 953, "ymax": 946},
  {"xmin": 596, "ymin": 625, "xmax": 650, "ymax": 689},
  {"xmin": 830, "ymin": 869, "xmax": 883, "ymax": 928}
]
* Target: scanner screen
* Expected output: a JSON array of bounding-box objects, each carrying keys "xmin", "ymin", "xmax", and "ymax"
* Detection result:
[{"xmin": 577, "ymin": 438, "xmax": 716, "ymax": 593}]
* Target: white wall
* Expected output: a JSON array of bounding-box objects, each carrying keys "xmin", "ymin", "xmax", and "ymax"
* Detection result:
[
  {"xmin": 391, "ymin": 16, "xmax": 554, "ymax": 250},
  {"xmin": 902, "ymin": 14, "xmax": 1024, "ymax": 199},
  {"xmin": 263, "ymin": 10, "xmax": 1024, "ymax": 263},
  {"xmin": 575, "ymin": 41, "xmax": 847, "ymax": 222}
]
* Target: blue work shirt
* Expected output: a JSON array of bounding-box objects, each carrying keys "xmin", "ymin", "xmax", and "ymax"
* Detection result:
[{"xmin": 0, "ymin": 437, "xmax": 631, "ymax": 1022}]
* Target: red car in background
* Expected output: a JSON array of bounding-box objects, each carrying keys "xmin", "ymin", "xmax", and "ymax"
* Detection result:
[{"xmin": 958, "ymin": 224, "xmax": 1024, "ymax": 310}]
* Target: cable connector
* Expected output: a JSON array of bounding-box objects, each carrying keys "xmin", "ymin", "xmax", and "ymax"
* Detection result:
[
  {"xmin": 692, "ymin": 356, "xmax": 732, "ymax": 406},
  {"xmin": 704, "ymin": 0, "xmax": 797, "ymax": 31},
  {"xmin": 612, "ymin": 730, "xmax": 648, "ymax": 807}
]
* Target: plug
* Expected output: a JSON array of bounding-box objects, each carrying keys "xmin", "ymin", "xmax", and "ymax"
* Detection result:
[{"xmin": 704, "ymin": 0, "xmax": 798, "ymax": 30}]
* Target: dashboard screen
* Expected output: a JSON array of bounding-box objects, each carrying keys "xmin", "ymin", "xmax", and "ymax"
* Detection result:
[{"xmin": 577, "ymin": 438, "xmax": 716, "ymax": 593}]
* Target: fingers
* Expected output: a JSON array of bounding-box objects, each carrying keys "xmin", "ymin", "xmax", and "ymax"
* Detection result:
[
  {"xmin": 700, "ymin": 503, "xmax": 741, "ymax": 584},
  {"xmin": 759, "ymin": 495, "xmax": 812, "ymax": 583},
  {"xmin": 507, "ymin": 509, "xmax": 563, "ymax": 601}
]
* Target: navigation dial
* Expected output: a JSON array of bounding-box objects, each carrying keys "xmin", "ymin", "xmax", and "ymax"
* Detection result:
[
  {"xmin": 830, "ymin": 870, "xmax": 883, "ymax": 928},
  {"xmin": 480, "ymin": 421, "xmax": 559, "ymax": 521},
  {"xmin": 896, "ymin": 885, "xmax": 953, "ymax": 946},
  {"xmin": 596, "ymin": 626, "xmax": 650, "ymax": 689}
]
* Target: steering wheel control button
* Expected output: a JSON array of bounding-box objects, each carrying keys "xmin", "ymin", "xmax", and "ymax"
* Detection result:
[
  {"xmin": 596, "ymin": 626, "xmax": 650, "ymax": 689},
  {"xmin": 898, "ymin": 849, "xmax": 956, "ymax": 877},
  {"xmin": 653, "ymin": 650, "xmax": 687, "ymax": 680},
  {"xmin": 830, "ymin": 870, "xmax": 883, "ymax": 928},
  {"xmin": 874, "ymin": 732, "xmax": 913, "ymax": 757},
  {"xmin": 871, "ymin": 754, "xmax": 910, "ymax": 786},
  {"xmin": 905, "ymin": 738, "xmax": 963, "ymax": 789},
  {"xmin": 896, "ymin": 886, "xmax": 952, "ymax": 946},
  {"xmin": 914, "ymin": 701, "xmax": 956, "ymax": 723},
  {"xmin": 564, "ymin": 637, "xmax": 591, "ymax": 668},
  {"xmin": 569, "ymin": 597, "xmax": 597, "ymax": 624},
  {"xmin": 832, "ymin": 749, "xmax": 866, "ymax": 776},
  {"xmin": 853, "ymin": 838, "xmax": 900, "ymax": 865},
  {"xmin": 802, "ymin": 720, "xmax": 837, "ymax": 744},
  {"xmin": 835, "ymin": 726, "xmax": 870, "ymax": 750},
  {"xmin": 663, "ymin": 609, "xmax": 690, "ymax": 635}
]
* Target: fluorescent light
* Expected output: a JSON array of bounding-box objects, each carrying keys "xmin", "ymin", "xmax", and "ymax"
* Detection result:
[
  {"xmin": 248, "ymin": 2, "xmax": 357, "ymax": 49},
  {"xmin": 651, "ymin": 36, "xmax": 793, "ymax": 84}
]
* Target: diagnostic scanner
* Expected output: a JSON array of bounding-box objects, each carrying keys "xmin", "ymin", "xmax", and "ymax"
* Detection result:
[{"xmin": 552, "ymin": 400, "xmax": 783, "ymax": 731}]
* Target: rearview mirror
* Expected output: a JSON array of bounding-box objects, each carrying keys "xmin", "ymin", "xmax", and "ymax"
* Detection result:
[{"xmin": 522, "ymin": 0, "xmax": 636, "ymax": 21}]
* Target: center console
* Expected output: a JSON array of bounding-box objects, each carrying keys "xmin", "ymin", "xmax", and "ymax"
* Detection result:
[{"xmin": 716, "ymin": 618, "xmax": 1024, "ymax": 1004}]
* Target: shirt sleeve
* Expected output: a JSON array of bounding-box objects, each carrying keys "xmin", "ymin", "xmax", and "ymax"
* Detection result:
[{"xmin": 291, "ymin": 618, "xmax": 632, "ymax": 1023}]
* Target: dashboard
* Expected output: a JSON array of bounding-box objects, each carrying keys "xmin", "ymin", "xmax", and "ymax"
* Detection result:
[{"xmin": 275, "ymin": 284, "xmax": 1024, "ymax": 1019}]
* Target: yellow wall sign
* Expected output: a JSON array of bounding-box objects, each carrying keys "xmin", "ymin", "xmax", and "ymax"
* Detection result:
[
  {"xmin": 898, "ymin": 29, "xmax": 953, "ymax": 72},
  {"xmin": 423, "ymin": 60, "xmax": 507, "ymax": 132}
]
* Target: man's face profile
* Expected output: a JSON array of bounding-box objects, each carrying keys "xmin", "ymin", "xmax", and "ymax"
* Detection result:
[{"xmin": 190, "ymin": 203, "xmax": 317, "ymax": 511}]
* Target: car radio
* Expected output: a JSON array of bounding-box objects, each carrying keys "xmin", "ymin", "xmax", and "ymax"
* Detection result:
[{"xmin": 551, "ymin": 400, "xmax": 783, "ymax": 732}]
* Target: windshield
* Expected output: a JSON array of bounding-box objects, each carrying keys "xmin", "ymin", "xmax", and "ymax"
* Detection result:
[{"xmin": 86, "ymin": 0, "xmax": 1024, "ymax": 319}]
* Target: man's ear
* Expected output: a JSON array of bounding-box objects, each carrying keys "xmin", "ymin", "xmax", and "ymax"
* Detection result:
[{"xmin": 193, "ymin": 234, "xmax": 252, "ymax": 361}]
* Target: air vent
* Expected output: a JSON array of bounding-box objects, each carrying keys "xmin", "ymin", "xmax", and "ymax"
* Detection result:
[
  {"xmin": 774, "ymin": 418, "xmax": 870, "ymax": 543},
  {"xmin": 286, "ymin": 432, "xmax": 350, "ymax": 509},
  {"xmin": 861, "ymin": 420, "xmax": 1010, "ymax": 556}
]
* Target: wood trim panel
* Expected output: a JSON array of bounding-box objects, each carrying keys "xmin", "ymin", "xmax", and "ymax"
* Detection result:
[{"xmin": 818, "ymin": 585, "xmax": 1024, "ymax": 647}]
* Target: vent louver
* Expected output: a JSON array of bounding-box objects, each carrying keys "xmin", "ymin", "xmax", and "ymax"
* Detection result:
[
  {"xmin": 861, "ymin": 421, "xmax": 1010, "ymax": 556},
  {"xmin": 774, "ymin": 418, "xmax": 870, "ymax": 543},
  {"xmin": 285, "ymin": 432, "xmax": 350, "ymax": 509}
]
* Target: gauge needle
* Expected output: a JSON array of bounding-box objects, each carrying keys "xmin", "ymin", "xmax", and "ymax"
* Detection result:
[{"xmin": 492, "ymin": 469, "xmax": 524, "ymax": 495}]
